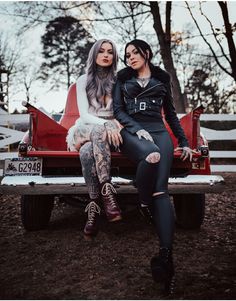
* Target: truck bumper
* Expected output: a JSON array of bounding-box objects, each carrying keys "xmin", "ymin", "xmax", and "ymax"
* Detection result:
[{"xmin": 1, "ymin": 174, "xmax": 225, "ymax": 195}]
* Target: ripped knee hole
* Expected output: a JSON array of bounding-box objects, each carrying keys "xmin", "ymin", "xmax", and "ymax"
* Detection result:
[
  {"xmin": 152, "ymin": 192, "xmax": 165, "ymax": 197},
  {"xmin": 145, "ymin": 152, "xmax": 160, "ymax": 163}
]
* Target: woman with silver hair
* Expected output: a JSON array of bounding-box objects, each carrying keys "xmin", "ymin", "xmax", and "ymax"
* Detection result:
[{"xmin": 67, "ymin": 39, "xmax": 123, "ymax": 239}]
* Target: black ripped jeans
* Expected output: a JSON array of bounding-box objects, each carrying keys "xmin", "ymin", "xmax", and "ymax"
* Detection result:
[{"xmin": 120, "ymin": 121, "xmax": 175, "ymax": 248}]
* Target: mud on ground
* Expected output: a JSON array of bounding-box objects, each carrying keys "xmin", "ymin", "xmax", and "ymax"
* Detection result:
[{"xmin": 0, "ymin": 173, "xmax": 235, "ymax": 300}]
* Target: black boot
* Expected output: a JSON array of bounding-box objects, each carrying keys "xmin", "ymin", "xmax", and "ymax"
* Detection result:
[
  {"xmin": 150, "ymin": 248, "xmax": 175, "ymax": 295},
  {"xmin": 138, "ymin": 203, "xmax": 154, "ymax": 225}
]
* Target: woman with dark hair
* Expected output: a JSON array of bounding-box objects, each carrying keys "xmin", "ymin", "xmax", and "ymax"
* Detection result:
[
  {"xmin": 67, "ymin": 39, "xmax": 123, "ymax": 239},
  {"xmin": 113, "ymin": 39, "xmax": 193, "ymax": 293}
]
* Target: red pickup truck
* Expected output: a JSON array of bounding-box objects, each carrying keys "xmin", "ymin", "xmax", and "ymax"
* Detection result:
[{"xmin": 1, "ymin": 83, "xmax": 225, "ymax": 231}]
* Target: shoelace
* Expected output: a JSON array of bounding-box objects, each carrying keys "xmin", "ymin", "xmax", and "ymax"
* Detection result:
[
  {"xmin": 85, "ymin": 201, "xmax": 101, "ymax": 226},
  {"xmin": 159, "ymin": 247, "xmax": 172, "ymax": 263},
  {"xmin": 141, "ymin": 205, "xmax": 153, "ymax": 217},
  {"xmin": 101, "ymin": 183, "xmax": 117, "ymax": 209}
]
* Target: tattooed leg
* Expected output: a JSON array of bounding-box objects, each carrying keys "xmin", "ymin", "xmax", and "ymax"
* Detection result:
[
  {"xmin": 75, "ymin": 124, "xmax": 94, "ymax": 150},
  {"xmin": 80, "ymin": 142, "xmax": 100, "ymax": 200},
  {"xmin": 90, "ymin": 125, "xmax": 111, "ymax": 184}
]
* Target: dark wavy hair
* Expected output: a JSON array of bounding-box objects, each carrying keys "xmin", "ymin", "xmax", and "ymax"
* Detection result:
[{"xmin": 124, "ymin": 39, "xmax": 153, "ymax": 66}]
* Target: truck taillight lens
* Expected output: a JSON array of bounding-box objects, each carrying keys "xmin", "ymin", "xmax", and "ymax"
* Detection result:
[
  {"xmin": 18, "ymin": 142, "xmax": 28, "ymax": 156},
  {"xmin": 200, "ymin": 145, "xmax": 209, "ymax": 157}
]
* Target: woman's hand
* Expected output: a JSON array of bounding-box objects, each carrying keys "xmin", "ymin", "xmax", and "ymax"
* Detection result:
[
  {"xmin": 136, "ymin": 129, "xmax": 154, "ymax": 142},
  {"xmin": 105, "ymin": 120, "xmax": 123, "ymax": 148},
  {"xmin": 174, "ymin": 146, "xmax": 197, "ymax": 162}
]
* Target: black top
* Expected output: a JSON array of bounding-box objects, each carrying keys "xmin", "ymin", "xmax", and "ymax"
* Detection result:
[{"xmin": 112, "ymin": 65, "xmax": 189, "ymax": 147}]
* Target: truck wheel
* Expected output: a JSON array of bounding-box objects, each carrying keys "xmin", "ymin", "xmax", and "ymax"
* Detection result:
[
  {"xmin": 173, "ymin": 194, "xmax": 205, "ymax": 229},
  {"xmin": 21, "ymin": 195, "xmax": 54, "ymax": 231}
]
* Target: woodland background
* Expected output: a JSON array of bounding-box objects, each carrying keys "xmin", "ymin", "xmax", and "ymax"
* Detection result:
[{"xmin": 0, "ymin": 1, "xmax": 235, "ymax": 114}]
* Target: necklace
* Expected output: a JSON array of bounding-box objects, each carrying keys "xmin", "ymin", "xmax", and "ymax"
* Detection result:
[{"xmin": 137, "ymin": 76, "xmax": 150, "ymax": 88}]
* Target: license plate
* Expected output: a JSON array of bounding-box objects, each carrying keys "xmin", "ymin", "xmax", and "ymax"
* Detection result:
[{"xmin": 4, "ymin": 157, "xmax": 43, "ymax": 176}]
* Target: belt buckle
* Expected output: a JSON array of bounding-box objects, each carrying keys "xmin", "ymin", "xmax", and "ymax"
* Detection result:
[{"xmin": 139, "ymin": 102, "xmax": 146, "ymax": 110}]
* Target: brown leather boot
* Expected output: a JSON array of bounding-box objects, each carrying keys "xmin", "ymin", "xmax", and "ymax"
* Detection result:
[
  {"xmin": 83, "ymin": 200, "xmax": 101, "ymax": 238},
  {"xmin": 101, "ymin": 182, "xmax": 122, "ymax": 222}
]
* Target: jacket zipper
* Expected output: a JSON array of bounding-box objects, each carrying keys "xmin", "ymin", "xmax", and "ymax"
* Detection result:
[
  {"xmin": 136, "ymin": 83, "xmax": 162, "ymax": 98},
  {"xmin": 125, "ymin": 82, "xmax": 163, "ymax": 113}
]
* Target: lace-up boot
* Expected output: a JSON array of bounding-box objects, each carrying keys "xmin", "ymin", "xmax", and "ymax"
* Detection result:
[
  {"xmin": 151, "ymin": 247, "xmax": 175, "ymax": 295},
  {"xmin": 101, "ymin": 182, "xmax": 122, "ymax": 222},
  {"xmin": 84, "ymin": 200, "xmax": 101, "ymax": 238},
  {"xmin": 138, "ymin": 203, "xmax": 154, "ymax": 225}
]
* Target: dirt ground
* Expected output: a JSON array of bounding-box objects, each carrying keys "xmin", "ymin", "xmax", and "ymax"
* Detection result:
[{"xmin": 0, "ymin": 173, "xmax": 235, "ymax": 300}]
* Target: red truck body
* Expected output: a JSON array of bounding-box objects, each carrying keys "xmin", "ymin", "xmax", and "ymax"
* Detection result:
[
  {"xmin": 20, "ymin": 83, "xmax": 211, "ymax": 176},
  {"xmin": 1, "ymin": 83, "xmax": 225, "ymax": 231}
]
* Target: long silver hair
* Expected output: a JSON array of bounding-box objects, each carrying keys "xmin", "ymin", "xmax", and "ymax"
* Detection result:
[{"xmin": 85, "ymin": 39, "xmax": 118, "ymax": 111}]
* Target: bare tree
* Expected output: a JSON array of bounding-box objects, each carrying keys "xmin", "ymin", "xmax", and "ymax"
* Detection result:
[
  {"xmin": 2, "ymin": 1, "xmax": 234, "ymax": 113},
  {"xmin": 186, "ymin": 1, "xmax": 236, "ymax": 81},
  {"xmin": 96, "ymin": 2, "xmax": 159, "ymax": 64},
  {"xmin": 0, "ymin": 1, "xmax": 95, "ymax": 32},
  {"xmin": 18, "ymin": 63, "xmax": 40, "ymax": 103},
  {"xmin": 0, "ymin": 34, "xmax": 20, "ymax": 111},
  {"xmin": 97, "ymin": 2, "xmax": 150, "ymax": 43},
  {"xmin": 170, "ymin": 24, "xmax": 236, "ymax": 113},
  {"xmin": 185, "ymin": 57, "xmax": 236, "ymax": 113},
  {"xmin": 149, "ymin": 1, "xmax": 186, "ymax": 112},
  {"xmin": 97, "ymin": 1, "xmax": 199, "ymax": 112}
]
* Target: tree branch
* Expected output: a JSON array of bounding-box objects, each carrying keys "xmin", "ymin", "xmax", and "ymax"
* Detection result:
[
  {"xmin": 185, "ymin": 1, "xmax": 232, "ymax": 77},
  {"xmin": 218, "ymin": 1, "xmax": 236, "ymax": 79},
  {"xmin": 199, "ymin": 2, "xmax": 230, "ymax": 65},
  {"xmin": 165, "ymin": 1, "xmax": 172, "ymax": 47}
]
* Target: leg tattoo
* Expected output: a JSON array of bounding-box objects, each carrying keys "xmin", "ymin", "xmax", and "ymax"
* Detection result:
[
  {"xmin": 90, "ymin": 125, "xmax": 111, "ymax": 184},
  {"xmin": 80, "ymin": 142, "xmax": 100, "ymax": 199}
]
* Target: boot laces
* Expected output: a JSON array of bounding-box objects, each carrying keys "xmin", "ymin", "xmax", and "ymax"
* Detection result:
[
  {"xmin": 144, "ymin": 205, "xmax": 153, "ymax": 218},
  {"xmin": 85, "ymin": 201, "xmax": 101, "ymax": 226},
  {"xmin": 101, "ymin": 183, "xmax": 117, "ymax": 208},
  {"xmin": 160, "ymin": 247, "xmax": 172, "ymax": 263}
]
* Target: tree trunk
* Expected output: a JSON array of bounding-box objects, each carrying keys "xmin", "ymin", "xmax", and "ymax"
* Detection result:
[
  {"xmin": 66, "ymin": 42, "xmax": 71, "ymax": 89},
  {"xmin": 218, "ymin": 1, "xmax": 236, "ymax": 81},
  {"xmin": 150, "ymin": 1, "xmax": 186, "ymax": 113}
]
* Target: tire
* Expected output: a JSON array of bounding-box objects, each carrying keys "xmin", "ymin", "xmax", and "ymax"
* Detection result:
[
  {"xmin": 173, "ymin": 194, "xmax": 205, "ymax": 229},
  {"xmin": 21, "ymin": 195, "xmax": 54, "ymax": 231}
]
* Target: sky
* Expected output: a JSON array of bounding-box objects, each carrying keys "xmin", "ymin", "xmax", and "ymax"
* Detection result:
[{"xmin": 0, "ymin": 0, "xmax": 235, "ymax": 114}]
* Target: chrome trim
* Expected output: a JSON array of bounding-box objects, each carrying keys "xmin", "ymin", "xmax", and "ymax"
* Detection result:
[{"xmin": 0, "ymin": 175, "xmax": 225, "ymax": 195}]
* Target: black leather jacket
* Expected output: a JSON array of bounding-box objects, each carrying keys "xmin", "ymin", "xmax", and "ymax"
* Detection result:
[{"xmin": 113, "ymin": 65, "xmax": 189, "ymax": 147}]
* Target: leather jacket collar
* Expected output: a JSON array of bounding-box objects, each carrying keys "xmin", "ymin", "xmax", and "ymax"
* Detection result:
[
  {"xmin": 117, "ymin": 64, "xmax": 170, "ymax": 84},
  {"xmin": 124, "ymin": 77, "xmax": 166, "ymax": 99}
]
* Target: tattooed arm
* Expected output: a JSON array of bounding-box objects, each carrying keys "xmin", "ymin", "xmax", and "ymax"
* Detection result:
[{"xmin": 104, "ymin": 120, "xmax": 123, "ymax": 148}]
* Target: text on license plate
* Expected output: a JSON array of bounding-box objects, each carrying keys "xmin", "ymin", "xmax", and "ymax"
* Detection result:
[{"xmin": 4, "ymin": 157, "xmax": 43, "ymax": 176}]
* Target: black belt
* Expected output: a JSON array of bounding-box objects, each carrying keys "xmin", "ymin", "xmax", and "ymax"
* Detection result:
[{"xmin": 125, "ymin": 97, "xmax": 163, "ymax": 114}]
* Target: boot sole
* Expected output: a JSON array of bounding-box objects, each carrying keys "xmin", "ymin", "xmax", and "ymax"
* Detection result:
[
  {"xmin": 83, "ymin": 233, "xmax": 97, "ymax": 241},
  {"xmin": 83, "ymin": 231, "xmax": 98, "ymax": 240},
  {"xmin": 108, "ymin": 215, "xmax": 122, "ymax": 222}
]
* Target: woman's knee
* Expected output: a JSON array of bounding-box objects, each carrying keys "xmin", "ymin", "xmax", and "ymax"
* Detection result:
[
  {"xmin": 90, "ymin": 125, "xmax": 106, "ymax": 141},
  {"xmin": 80, "ymin": 142, "xmax": 93, "ymax": 160},
  {"xmin": 145, "ymin": 152, "xmax": 160, "ymax": 163}
]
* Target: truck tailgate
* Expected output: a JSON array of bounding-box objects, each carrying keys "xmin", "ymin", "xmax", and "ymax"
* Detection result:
[{"xmin": 1, "ymin": 174, "xmax": 225, "ymax": 195}]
